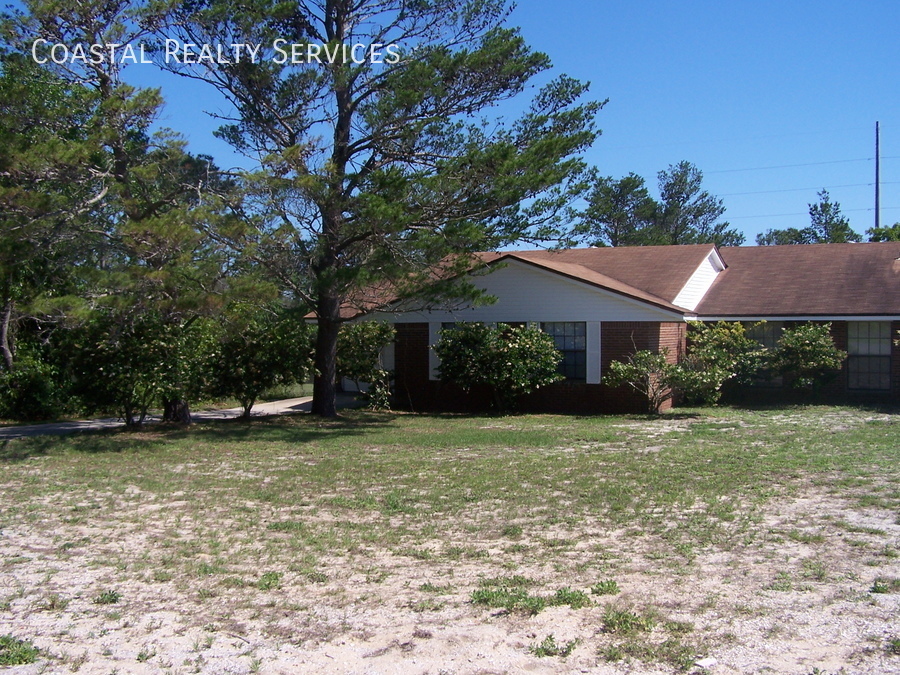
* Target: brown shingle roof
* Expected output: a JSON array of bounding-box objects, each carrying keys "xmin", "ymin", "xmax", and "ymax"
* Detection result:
[{"xmin": 696, "ymin": 242, "xmax": 900, "ymax": 317}]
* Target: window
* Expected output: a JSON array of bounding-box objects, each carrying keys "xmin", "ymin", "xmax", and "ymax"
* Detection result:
[
  {"xmin": 540, "ymin": 322, "xmax": 586, "ymax": 381},
  {"xmin": 848, "ymin": 322, "xmax": 891, "ymax": 391},
  {"xmin": 744, "ymin": 321, "xmax": 783, "ymax": 351},
  {"xmin": 744, "ymin": 321, "xmax": 783, "ymax": 385}
]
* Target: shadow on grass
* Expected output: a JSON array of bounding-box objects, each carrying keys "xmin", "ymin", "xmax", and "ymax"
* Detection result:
[{"xmin": 0, "ymin": 410, "xmax": 398, "ymax": 462}]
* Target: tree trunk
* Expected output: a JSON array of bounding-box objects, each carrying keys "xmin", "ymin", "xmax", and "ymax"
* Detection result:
[
  {"xmin": 163, "ymin": 398, "xmax": 192, "ymax": 424},
  {"xmin": 311, "ymin": 294, "xmax": 341, "ymax": 417},
  {"xmin": 0, "ymin": 299, "xmax": 15, "ymax": 371}
]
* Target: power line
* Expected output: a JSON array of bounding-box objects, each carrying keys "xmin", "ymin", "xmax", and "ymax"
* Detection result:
[
  {"xmin": 707, "ymin": 157, "xmax": 900, "ymax": 174},
  {"xmin": 729, "ymin": 205, "xmax": 900, "ymax": 221},
  {"xmin": 720, "ymin": 181, "xmax": 900, "ymax": 198},
  {"xmin": 599, "ymin": 125, "xmax": 873, "ymax": 152}
]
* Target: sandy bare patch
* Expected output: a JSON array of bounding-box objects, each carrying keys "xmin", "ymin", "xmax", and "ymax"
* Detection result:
[{"xmin": 2, "ymin": 481, "xmax": 899, "ymax": 675}]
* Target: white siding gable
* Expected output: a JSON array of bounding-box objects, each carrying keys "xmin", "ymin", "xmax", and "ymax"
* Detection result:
[
  {"xmin": 375, "ymin": 258, "xmax": 684, "ymax": 325},
  {"xmin": 672, "ymin": 249, "xmax": 725, "ymax": 312}
]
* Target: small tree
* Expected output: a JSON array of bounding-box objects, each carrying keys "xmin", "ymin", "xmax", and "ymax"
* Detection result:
[
  {"xmin": 435, "ymin": 323, "xmax": 562, "ymax": 412},
  {"xmin": 770, "ymin": 322, "xmax": 847, "ymax": 390},
  {"xmin": 209, "ymin": 306, "xmax": 314, "ymax": 417},
  {"xmin": 603, "ymin": 349, "xmax": 680, "ymax": 414},
  {"xmin": 336, "ymin": 322, "xmax": 395, "ymax": 410}
]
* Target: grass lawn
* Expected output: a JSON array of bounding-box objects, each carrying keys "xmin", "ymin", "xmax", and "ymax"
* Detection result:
[{"xmin": 0, "ymin": 404, "xmax": 898, "ymax": 673}]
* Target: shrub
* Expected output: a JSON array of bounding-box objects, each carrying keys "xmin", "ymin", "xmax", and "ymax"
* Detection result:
[
  {"xmin": 603, "ymin": 349, "xmax": 679, "ymax": 413},
  {"xmin": 209, "ymin": 305, "xmax": 314, "ymax": 416},
  {"xmin": 770, "ymin": 322, "xmax": 847, "ymax": 389},
  {"xmin": 434, "ymin": 323, "xmax": 562, "ymax": 412},
  {"xmin": 675, "ymin": 321, "xmax": 768, "ymax": 405},
  {"xmin": 336, "ymin": 322, "xmax": 395, "ymax": 409},
  {"xmin": 0, "ymin": 353, "xmax": 66, "ymax": 421}
]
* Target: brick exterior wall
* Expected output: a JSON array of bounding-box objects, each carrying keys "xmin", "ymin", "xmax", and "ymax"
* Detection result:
[
  {"xmin": 724, "ymin": 320, "xmax": 898, "ymax": 404},
  {"xmin": 392, "ymin": 321, "xmax": 689, "ymax": 414},
  {"xmin": 392, "ymin": 319, "xmax": 898, "ymax": 413}
]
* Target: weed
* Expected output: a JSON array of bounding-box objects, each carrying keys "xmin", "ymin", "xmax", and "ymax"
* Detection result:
[
  {"xmin": 801, "ymin": 559, "xmax": 828, "ymax": 582},
  {"xmin": 38, "ymin": 593, "xmax": 69, "ymax": 611},
  {"xmin": 382, "ymin": 489, "xmax": 415, "ymax": 514},
  {"xmin": 870, "ymin": 577, "xmax": 900, "ymax": 594},
  {"xmin": 787, "ymin": 529, "xmax": 826, "ymax": 544},
  {"xmin": 152, "ymin": 570, "xmax": 173, "ymax": 583},
  {"xmin": 591, "ymin": 579, "xmax": 620, "ymax": 596},
  {"xmin": 529, "ymin": 634, "xmax": 579, "ymax": 658},
  {"xmin": 602, "ymin": 606, "xmax": 655, "ymax": 635},
  {"xmin": 409, "ymin": 598, "xmax": 444, "ymax": 612},
  {"xmin": 420, "ymin": 582, "xmax": 453, "ymax": 594},
  {"xmin": 767, "ymin": 572, "xmax": 793, "ymax": 592},
  {"xmin": 887, "ymin": 636, "xmax": 900, "ymax": 655},
  {"xmin": 256, "ymin": 572, "xmax": 282, "ymax": 591},
  {"xmin": 471, "ymin": 586, "xmax": 546, "ymax": 616},
  {"xmin": 93, "ymin": 589, "xmax": 121, "ymax": 605},
  {"xmin": 551, "ymin": 587, "xmax": 591, "ymax": 609},
  {"xmin": 267, "ymin": 521, "xmax": 306, "ymax": 532},
  {"xmin": 136, "ymin": 647, "xmax": 156, "ymax": 662},
  {"xmin": 0, "ymin": 634, "xmax": 40, "ymax": 665},
  {"xmin": 304, "ymin": 571, "xmax": 328, "ymax": 584},
  {"xmin": 600, "ymin": 634, "xmax": 699, "ymax": 670},
  {"xmin": 501, "ymin": 524, "xmax": 523, "ymax": 537}
]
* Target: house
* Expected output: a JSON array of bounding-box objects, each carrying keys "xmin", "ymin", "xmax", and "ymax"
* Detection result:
[{"xmin": 360, "ymin": 242, "xmax": 900, "ymax": 413}]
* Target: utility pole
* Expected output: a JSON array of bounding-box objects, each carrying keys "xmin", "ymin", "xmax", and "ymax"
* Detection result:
[{"xmin": 875, "ymin": 121, "xmax": 880, "ymax": 230}]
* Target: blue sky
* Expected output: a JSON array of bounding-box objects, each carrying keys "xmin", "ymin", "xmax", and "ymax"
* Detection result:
[{"xmin": 127, "ymin": 1, "xmax": 900, "ymax": 244}]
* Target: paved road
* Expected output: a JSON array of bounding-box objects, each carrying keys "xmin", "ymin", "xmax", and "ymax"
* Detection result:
[{"xmin": 0, "ymin": 395, "xmax": 359, "ymax": 440}]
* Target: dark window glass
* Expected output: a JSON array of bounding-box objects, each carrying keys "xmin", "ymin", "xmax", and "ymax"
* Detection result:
[{"xmin": 540, "ymin": 322, "xmax": 586, "ymax": 381}]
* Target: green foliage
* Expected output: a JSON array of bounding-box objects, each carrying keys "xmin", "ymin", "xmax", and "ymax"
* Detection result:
[
  {"xmin": 162, "ymin": 0, "xmax": 601, "ymax": 416},
  {"xmin": 757, "ymin": 190, "xmax": 861, "ymax": 245},
  {"xmin": 256, "ymin": 571, "xmax": 282, "ymax": 591},
  {"xmin": 93, "ymin": 589, "xmax": 121, "ymax": 605},
  {"xmin": 0, "ymin": 351, "xmax": 66, "ymax": 420},
  {"xmin": 866, "ymin": 223, "xmax": 900, "ymax": 242},
  {"xmin": 579, "ymin": 172, "xmax": 657, "ymax": 246},
  {"xmin": 579, "ymin": 162, "xmax": 744, "ymax": 247},
  {"xmin": 435, "ymin": 323, "xmax": 563, "ymax": 411},
  {"xmin": 0, "ymin": 634, "xmax": 39, "ymax": 666},
  {"xmin": 591, "ymin": 579, "xmax": 620, "ymax": 596},
  {"xmin": 337, "ymin": 322, "xmax": 395, "ymax": 409},
  {"xmin": 209, "ymin": 305, "xmax": 314, "ymax": 417},
  {"xmin": 529, "ymin": 634, "xmax": 580, "ymax": 658},
  {"xmin": 552, "ymin": 587, "xmax": 591, "ymax": 609},
  {"xmin": 62, "ymin": 312, "xmax": 219, "ymax": 426},
  {"xmin": 770, "ymin": 322, "xmax": 847, "ymax": 389},
  {"xmin": 676, "ymin": 321, "xmax": 768, "ymax": 404},
  {"xmin": 652, "ymin": 161, "xmax": 745, "ymax": 246},
  {"xmin": 603, "ymin": 349, "xmax": 679, "ymax": 414},
  {"xmin": 602, "ymin": 607, "xmax": 656, "ymax": 635}
]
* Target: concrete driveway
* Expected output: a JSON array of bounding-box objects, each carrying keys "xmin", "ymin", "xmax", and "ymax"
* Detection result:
[{"xmin": 0, "ymin": 394, "xmax": 360, "ymax": 440}]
